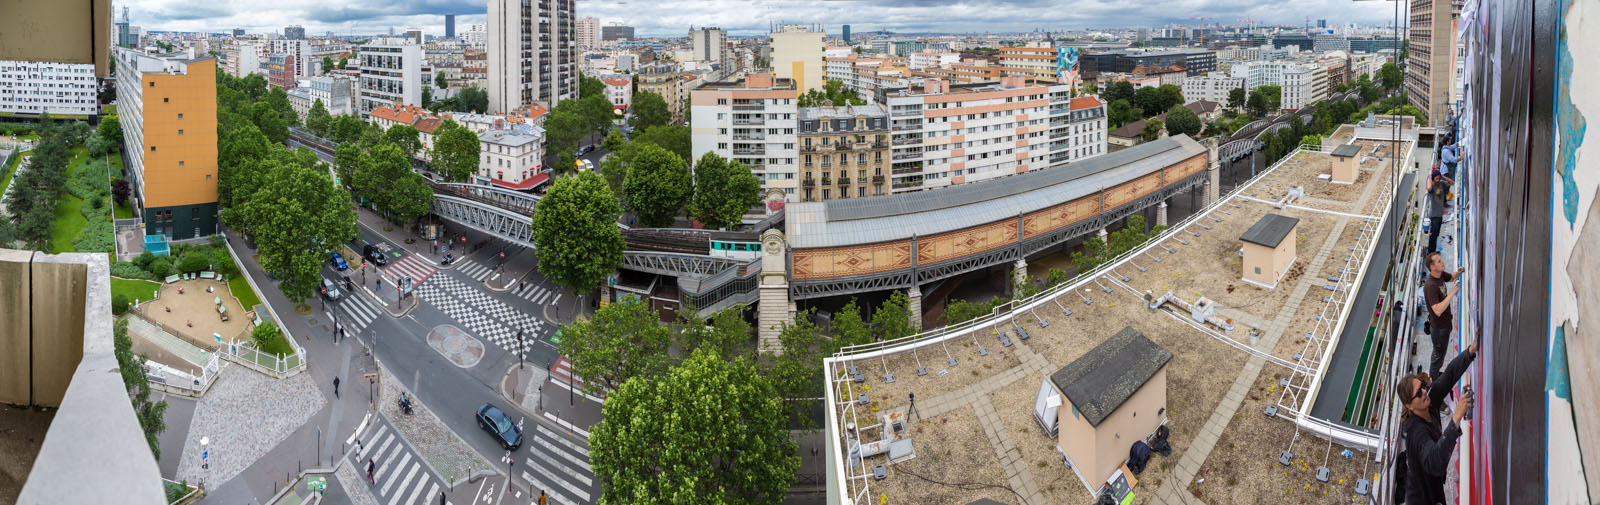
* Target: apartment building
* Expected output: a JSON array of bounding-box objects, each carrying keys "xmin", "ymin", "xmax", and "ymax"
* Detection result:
[
  {"xmin": 1279, "ymin": 63, "xmax": 1328, "ymax": 111},
  {"xmin": 0, "ymin": 60, "xmax": 99, "ymax": 116},
  {"xmin": 1181, "ymin": 74, "xmax": 1245, "ymax": 106},
  {"xmin": 478, "ymin": 128, "xmax": 545, "ymax": 187},
  {"xmin": 268, "ymin": 39, "xmax": 317, "ymax": 79},
  {"xmin": 823, "ymin": 56, "xmax": 910, "ymax": 96},
  {"xmin": 221, "ymin": 42, "xmax": 260, "ymax": 78},
  {"xmin": 908, "ymin": 51, "xmax": 959, "ymax": 70},
  {"xmin": 601, "ymin": 74, "xmax": 631, "ymax": 112},
  {"xmin": 996, "ymin": 46, "xmax": 1057, "ymax": 82},
  {"xmin": 689, "ymin": 73, "xmax": 801, "ymax": 199},
  {"xmin": 771, "ymin": 25, "xmax": 825, "ymax": 93},
  {"xmin": 1232, "ymin": 60, "xmax": 1285, "ymax": 90},
  {"xmin": 287, "ymin": 87, "xmax": 313, "ymax": 121},
  {"xmin": 460, "ymin": 49, "xmax": 487, "ymax": 89},
  {"xmin": 911, "ymin": 61, "xmax": 1002, "ymax": 85},
  {"xmin": 1058, "ymin": 96, "xmax": 1109, "ymax": 163},
  {"xmin": 797, "ymin": 104, "xmax": 889, "ymax": 201},
  {"xmin": 463, "ymin": 24, "xmax": 486, "ymax": 48},
  {"xmin": 883, "ymin": 77, "xmax": 1102, "ymax": 192},
  {"xmin": 113, "ymin": 48, "xmax": 219, "ymax": 240},
  {"xmin": 636, "ymin": 63, "xmax": 682, "ymax": 121},
  {"xmin": 308, "ymin": 76, "xmax": 353, "ymax": 116},
  {"xmin": 264, "ymin": 54, "xmax": 296, "ymax": 90},
  {"xmin": 576, "ymin": 17, "xmax": 600, "ymax": 49},
  {"xmin": 1132, "ymin": 64, "xmax": 1187, "ymax": 86},
  {"xmin": 357, "ymin": 39, "xmax": 424, "ymax": 118},
  {"xmin": 487, "ymin": 0, "xmax": 577, "ymax": 113},
  {"xmin": 689, "ymin": 27, "xmax": 730, "ymax": 65},
  {"xmin": 1408, "ymin": 0, "xmax": 1463, "ymax": 123}
]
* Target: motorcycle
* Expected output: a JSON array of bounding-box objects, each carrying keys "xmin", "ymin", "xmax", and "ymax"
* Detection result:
[{"xmin": 398, "ymin": 392, "xmax": 414, "ymax": 416}]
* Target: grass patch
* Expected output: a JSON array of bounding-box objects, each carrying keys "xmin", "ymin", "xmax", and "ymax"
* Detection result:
[
  {"xmin": 0, "ymin": 149, "xmax": 25, "ymax": 200},
  {"xmin": 103, "ymin": 105, "xmax": 118, "ymax": 116},
  {"xmin": 110, "ymin": 277, "xmax": 161, "ymax": 302},
  {"xmin": 114, "ymin": 201, "xmax": 133, "ymax": 218},
  {"xmin": 229, "ymin": 272, "xmax": 263, "ymax": 310},
  {"xmin": 48, "ymin": 192, "xmax": 86, "ymax": 253}
]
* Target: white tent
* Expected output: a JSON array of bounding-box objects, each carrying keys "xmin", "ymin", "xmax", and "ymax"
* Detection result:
[{"xmin": 1033, "ymin": 377, "xmax": 1062, "ymax": 438}]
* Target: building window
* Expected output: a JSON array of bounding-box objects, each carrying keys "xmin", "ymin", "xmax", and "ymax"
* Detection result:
[
  {"xmin": 178, "ymin": 129, "xmax": 184, "ymax": 135},
  {"xmin": 149, "ymin": 82, "xmax": 155, "ymax": 87},
  {"xmin": 179, "ymin": 161, "xmax": 184, "ymax": 167},
  {"xmin": 164, "ymin": 97, "xmax": 169, "ymax": 102},
  {"xmin": 178, "ymin": 113, "xmax": 183, "ymax": 119},
  {"xmin": 150, "ymin": 146, "xmax": 156, "ymax": 152}
]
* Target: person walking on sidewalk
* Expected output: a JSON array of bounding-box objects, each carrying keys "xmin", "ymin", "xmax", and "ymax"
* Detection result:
[
  {"xmin": 367, "ymin": 458, "xmax": 376, "ymax": 484},
  {"xmin": 333, "ymin": 376, "xmax": 341, "ymax": 399},
  {"xmin": 1423, "ymin": 252, "xmax": 1465, "ymax": 379}
]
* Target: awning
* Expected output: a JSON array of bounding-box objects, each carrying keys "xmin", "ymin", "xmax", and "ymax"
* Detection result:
[{"xmin": 489, "ymin": 173, "xmax": 550, "ymax": 191}]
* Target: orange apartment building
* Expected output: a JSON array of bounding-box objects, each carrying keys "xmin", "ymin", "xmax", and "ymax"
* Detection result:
[{"xmin": 114, "ymin": 48, "xmax": 219, "ymax": 240}]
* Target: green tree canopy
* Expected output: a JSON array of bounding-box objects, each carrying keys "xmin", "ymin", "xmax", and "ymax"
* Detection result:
[
  {"xmin": 579, "ymin": 73, "xmax": 605, "ymax": 98},
  {"xmin": 623, "ymin": 143, "xmax": 692, "ymax": 227},
  {"xmin": 1132, "ymin": 86, "xmax": 1163, "ymax": 118},
  {"xmin": 1227, "ymin": 87, "xmax": 1246, "ymax": 109},
  {"xmin": 1163, "ymin": 104, "xmax": 1202, "ymax": 138},
  {"xmin": 1140, "ymin": 117, "xmax": 1165, "ymax": 141},
  {"xmin": 1246, "ymin": 89, "xmax": 1269, "ymax": 118},
  {"xmin": 532, "ymin": 172, "xmax": 624, "ymax": 294},
  {"xmin": 225, "ymin": 159, "xmax": 357, "ymax": 305},
  {"xmin": 558, "ymin": 297, "xmax": 673, "ymax": 397},
  {"xmin": 306, "ymin": 99, "xmax": 331, "ymax": 136},
  {"xmin": 630, "ymin": 90, "xmax": 671, "ymax": 131},
  {"xmin": 689, "ymin": 152, "xmax": 762, "ymax": 230},
  {"xmin": 322, "ymin": 56, "xmax": 335, "ymax": 75},
  {"xmin": 1377, "ymin": 62, "xmax": 1402, "ymax": 91},
  {"xmin": 1258, "ymin": 84, "xmax": 1283, "ymax": 112},
  {"xmin": 1104, "ymin": 80, "xmax": 1137, "ymax": 104},
  {"xmin": 381, "ymin": 124, "xmax": 423, "ymax": 158},
  {"xmin": 1156, "ymin": 84, "xmax": 1184, "ymax": 112},
  {"xmin": 333, "ymin": 143, "xmax": 362, "ymax": 188},
  {"xmin": 598, "ymin": 152, "xmax": 629, "ymax": 196},
  {"xmin": 388, "ymin": 172, "xmax": 435, "ymax": 225},
  {"xmin": 543, "ymin": 109, "xmax": 586, "ymax": 157},
  {"xmin": 435, "ymin": 70, "xmax": 448, "ymax": 89},
  {"xmin": 429, "ymin": 119, "xmax": 481, "ymax": 182},
  {"xmin": 631, "ymin": 125, "xmax": 692, "ymax": 166},
  {"xmin": 249, "ymin": 101, "xmax": 288, "ymax": 144},
  {"xmin": 97, "ymin": 115, "xmax": 122, "ymax": 150},
  {"xmin": 114, "ymin": 318, "xmax": 167, "ymax": 460},
  {"xmin": 872, "ymin": 290, "xmax": 916, "ymax": 342},
  {"xmin": 590, "ymin": 348, "xmax": 799, "ymax": 505},
  {"xmin": 1107, "ymin": 99, "xmax": 1137, "ymax": 129}
]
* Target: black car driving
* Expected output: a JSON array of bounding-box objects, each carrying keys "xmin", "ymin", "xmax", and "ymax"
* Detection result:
[
  {"xmin": 475, "ymin": 403, "xmax": 522, "ymax": 450},
  {"xmin": 362, "ymin": 244, "xmax": 390, "ymax": 266}
]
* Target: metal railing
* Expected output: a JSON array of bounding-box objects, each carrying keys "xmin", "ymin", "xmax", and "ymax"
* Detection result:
[
  {"xmin": 144, "ymin": 351, "xmax": 224, "ymax": 398},
  {"xmin": 221, "ymin": 236, "xmax": 309, "ymax": 379}
]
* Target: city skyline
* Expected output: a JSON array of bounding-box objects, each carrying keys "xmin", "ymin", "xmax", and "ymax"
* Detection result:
[{"xmin": 124, "ymin": 0, "xmax": 1406, "ymax": 39}]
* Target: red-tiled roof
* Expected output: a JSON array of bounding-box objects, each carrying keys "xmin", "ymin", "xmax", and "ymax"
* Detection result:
[
  {"xmin": 413, "ymin": 117, "xmax": 443, "ymax": 134},
  {"xmin": 489, "ymin": 173, "xmax": 550, "ymax": 190},
  {"xmin": 601, "ymin": 76, "xmax": 631, "ymax": 86},
  {"xmin": 1069, "ymin": 96, "xmax": 1105, "ymax": 110}
]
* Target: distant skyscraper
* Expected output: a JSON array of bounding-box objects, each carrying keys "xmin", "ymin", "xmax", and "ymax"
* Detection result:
[
  {"xmin": 446, "ymin": 15, "xmax": 456, "ymax": 39},
  {"xmin": 284, "ymin": 25, "xmax": 305, "ymax": 39},
  {"xmin": 1317, "ymin": 19, "xmax": 1327, "ymax": 28},
  {"xmin": 601, "ymin": 24, "xmax": 634, "ymax": 41},
  {"xmin": 576, "ymin": 16, "xmax": 600, "ymax": 49},
  {"xmin": 488, "ymin": 0, "xmax": 577, "ymax": 112},
  {"xmin": 842, "ymin": 25, "xmax": 851, "ymax": 44},
  {"xmin": 233, "ymin": 28, "xmax": 244, "ymax": 36}
]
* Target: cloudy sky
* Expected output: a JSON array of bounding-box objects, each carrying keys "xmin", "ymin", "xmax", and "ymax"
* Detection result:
[{"xmin": 129, "ymin": 0, "xmax": 1405, "ymax": 38}]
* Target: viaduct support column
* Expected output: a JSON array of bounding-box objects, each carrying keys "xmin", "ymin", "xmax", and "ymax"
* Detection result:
[
  {"xmin": 757, "ymin": 230, "xmax": 791, "ymax": 354},
  {"xmin": 1157, "ymin": 201, "xmax": 1169, "ymax": 227},
  {"xmin": 1013, "ymin": 259, "xmax": 1029, "ymax": 293},
  {"xmin": 907, "ymin": 285, "xmax": 923, "ymax": 332},
  {"xmin": 1097, "ymin": 228, "xmax": 1108, "ymax": 241},
  {"xmin": 1204, "ymin": 142, "xmax": 1220, "ymax": 206}
]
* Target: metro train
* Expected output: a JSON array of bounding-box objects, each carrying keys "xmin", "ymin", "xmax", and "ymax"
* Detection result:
[{"xmin": 707, "ymin": 233, "xmax": 763, "ymax": 260}]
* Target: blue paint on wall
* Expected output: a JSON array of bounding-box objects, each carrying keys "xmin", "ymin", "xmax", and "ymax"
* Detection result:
[
  {"xmin": 1548, "ymin": 324, "xmax": 1571, "ymax": 400},
  {"xmin": 1555, "ymin": 7, "xmax": 1586, "ymax": 227}
]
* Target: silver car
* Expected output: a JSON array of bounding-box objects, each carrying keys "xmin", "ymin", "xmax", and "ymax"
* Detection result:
[{"xmin": 321, "ymin": 278, "xmax": 342, "ymax": 301}]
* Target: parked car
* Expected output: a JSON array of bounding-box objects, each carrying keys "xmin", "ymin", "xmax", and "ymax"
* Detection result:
[
  {"xmin": 577, "ymin": 144, "xmax": 595, "ymax": 156},
  {"xmin": 475, "ymin": 403, "xmax": 523, "ymax": 450},
  {"xmin": 363, "ymin": 244, "xmax": 390, "ymax": 266},
  {"xmin": 321, "ymin": 278, "xmax": 342, "ymax": 301},
  {"xmin": 330, "ymin": 252, "xmax": 349, "ymax": 271}
]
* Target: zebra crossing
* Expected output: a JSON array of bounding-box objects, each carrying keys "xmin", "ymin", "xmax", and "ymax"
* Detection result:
[
  {"xmin": 350, "ymin": 416, "xmax": 449, "ymax": 505},
  {"xmin": 518, "ymin": 424, "xmax": 598, "ymax": 505},
  {"xmin": 453, "ymin": 259, "xmax": 497, "ymax": 282},
  {"xmin": 336, "ymin": 291, "xmax": 382, "ymax": 334},
  {"xmin": 513, "ymin": 281, "xmax": 563, "ymax": 305},
  {"xmin": 415, "ymin": 275, "xmax": 547, "ymax": 357},
  {"xmin": 382, "ymin": 255, "xmax": 438, "ymax": 286}
]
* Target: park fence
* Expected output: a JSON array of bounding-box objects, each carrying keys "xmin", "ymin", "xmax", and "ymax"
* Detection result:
[
  {"xmin": 145, "ymin": 351, "xmax": 224, "ymax": 399},
  {"xmin": 219, "ymin": 236, "xmax": 310, "ymax": 379}
]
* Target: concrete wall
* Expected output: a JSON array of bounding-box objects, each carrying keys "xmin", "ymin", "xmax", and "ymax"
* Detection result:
[
  {"xmin": 0, "ymin": 249, "xmax": 88, "ymax": 406},
  {"xmin": 1055, "ymin": 367, "xmax": 1168, "ymax": 487},
  {"xmin": 0, "ymin": 249, "xmax": 32, "ymax": 404}
]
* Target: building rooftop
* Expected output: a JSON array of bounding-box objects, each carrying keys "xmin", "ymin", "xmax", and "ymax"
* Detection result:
[
  {"xmin": 798, "ymin": 104, "xmax": 886, "ymax": 121},
  {"xmin": 1330, "ymin": 143, "xmax": 1362, "ymax": 158},
  {"xmin": 1240, "ymin": 213, "xmax": 1301, "ymax": 248},
  {"xmin": 1068, "ymin": 96, "xmax": 1106, "ymax": 110},
  {"xmin": 1049, "ymin": 327, "xmax": 1173, "ymax": 427},
  {"xmin": 479, "ymin": 128, "xmax": 542, "ymax": 146},
  {"xmin": 785, "ymin": 135, "xmax": 1206, "ymax": 249}
]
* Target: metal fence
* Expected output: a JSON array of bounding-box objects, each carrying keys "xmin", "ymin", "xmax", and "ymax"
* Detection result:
[{"xmin": 145, "ymin": 351, "xmax": 224, "ymax": 398}]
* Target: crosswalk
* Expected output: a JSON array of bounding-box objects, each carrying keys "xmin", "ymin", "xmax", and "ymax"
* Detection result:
[
  {"xmin": 383, "ymin": 255, "xmax": 438, "ymax": 286},
  {"xmin": 454, "ymin": 259, "xmax": 497, "ymax": 282},
  {"xmin": 518, "ymin": 424, "xmax": 598, "ymax": 505},
  {"xmin": 350, "ymin": 416, "xmax": 449, "ymax": 505},
  {"xmin": 548, "ymin": 357, "xmax": 614, "ymax": 401},
  {"xmin": 415, "ymin": 275, "xmax": 548, "ymax": 358},
  {"xmin": 337, "ymin": 292, "xmax": 382, "ymax": 334},
  {"xmin": 513, "ymin": 282, "xmax": 563, "ymax": 305}
]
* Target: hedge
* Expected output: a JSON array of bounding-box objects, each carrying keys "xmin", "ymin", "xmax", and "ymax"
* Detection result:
[{"xmin": 110, "ymin": 261, "xmax": 158, "ymax": 280}]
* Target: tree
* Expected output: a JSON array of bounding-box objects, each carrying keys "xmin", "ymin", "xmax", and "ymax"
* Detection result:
[
  {"xmin": 675, "ymin": 305, "xmax": 753, "ymax": 362},
  {"xmin": 111, "ymin": 178, "xmax": 131, "ymax": 204},
  {"xmin": 86, "ymin": 134, "xmax": 114, "ymax": 157},
  {"xmin": 381, "ymin": 124, "xmax": 423, "ymax": 158},
  {"xmin": 356, "ymin": 144, "xmax": 412, "ymax": 211},
  {"xmin": 114, "ymin": 319, "xmax": 167, "ymax": 460},
  {"xmin": 623, "ymin": 143, "xmax": 691, "ymax": 227},
  {"xmin": 177, "ymin": 251, "xmax": 211, "ymax": 273},
  {"xmin": 337, "ymin": 56, "xmax": 348, "ymax": 71},
  {"xmin": 1083, "ymin": 82, "xmax": 1100, "ymax": 95},
  {"xmin": 1227, "ymin": 87, "xmax": 1246, "ymax": 109},
  {"xmin": 389, "ymin": 172, "xmax": 434, "ymax": 226},
  {"xmin": 1108, "ymin": 99, "xmax": 1137, "ymax": 129},
  {"xmin": 327, "ymin": 114, "xmax": 365, "ymax": 144},
  {"xmin": 631, "ymin": 125, "xmax": 692, "ymax": 165},
  {"xmin": 1300, "ymin": 134, "xmax": 1323, "ymax": 149},
  {"xmin": 531, "ymin": 172, "xmax": 624, "ymax": 295},
  {"xmin": 1258, "ymin": 84, "xmax": 1282, "ymax": 112},
  {"xmin": 322, "ymin": 56, "xmax": 335, "ymax": 75},
  {"xmin": 333, "ymin": 143, "xmax": 362, "ymax": 187},
  {"xmin": 226, "ymin": 160, "xmax": 357, "ymax": 305},
  {"xmin": 543, "ymin": 109, "xmax": 586, "ymax": 156},
  {"xmin": 689, "ymin": 152, "xmax": 762, "ymax": 230},
  {"xmin": 1385, "ymin": 104, "xmax": 1428, "ymax": 126},
  {"xmin": 580, "ymin": 93, "xmax": 617, "ymax": 140},
  {"xmin": 601, "ymin": 130, "xmax": 627, "ymax": 153},
  {"xmin": 1105, "ymin": 80, "xmax": 1137, "ymax": 104},
  {"xmin": 590, "ymin": 348, "xmax": 798, "ymax": 505},
  {"xmin": 1132, "ymin": 86, "xmax": 1163, "ymax": 117},
  {"xmin": 1246, "ymin": 90, "xmax": 1269, "ymax": 118},
  {"xmin": 598, "ymin": 153, "xmax": 629, "ymax": 196},
  {"xmin": 1140, "ymin": 118, "xmax": 1165, "ymax": 142},
  {"xmin": 1163, "ymin": 104, "xmax": 1202, "ymax": 137},
  {"xmin": 97, "ymin": 115, "xmax": 122, "ymax": 151},
  {"xmin": 1156, "ymin": 84, "xmax": 1184, "ymax": 112},
  {"xmin": 429, "ymin": 119, "xmax": 481, "ymax": 182},
  {"xmin": 559, "ymin": 298, "xmax": 672, "ymax": 397},
  {"xmin": 631, "ymin": 91, "xmax": 670, "ymax": 130},
  {"xmin": 556, "ymin": 151, "xmax": 578, "ymax": 176},
  {"xmin": 456, "ymin": 86, "xmax": 488, "ymax": 113},
  {"xmin": 872, "ymin": 290, "xmax": 916, "ymax": 342},
  {"xmin": 1377, "ymin": 62, "xmax": 1402, "ymax": 91},
  {"xmin": 435, "ymin": 70, "xmax": 448, "ymax": 89},
  {"xmin": 421, "ymin": 86, "xmax": 432, "ymax": 109},
  {"xmin": 265, "ymin": 87, "xmax": 297, "ymax": 127},
  {"xmin": 579, "ymin": 73, "xmax": 605, "ymax": 98},
  {"xmin": 306, "ymin": 99, "xmax": 332, "ymax": 136},
  {"xmin": 249, "ymin": 101, "xmax": 288, "ymax": 144},
  {"xmin": 765, "ymin": 309, "xmax": 828, "ymax": 427}
]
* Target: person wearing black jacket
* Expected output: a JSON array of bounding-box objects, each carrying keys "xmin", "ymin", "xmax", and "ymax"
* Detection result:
[{"xmin": 1395, "ymin": 342, "xmax": 1477, "ymax": 505}]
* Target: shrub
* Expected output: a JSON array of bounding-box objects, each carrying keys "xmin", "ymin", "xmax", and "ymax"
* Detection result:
[
  {"xmin": 73, "ymin": 218, "xmax": 114, "ymax": 252},
  {"xmin": 251, "ymin": 321, "xmax": 294, "ymax": 357},
  {"xmin": 177, "ymin": 251, "xmax": 211, "ymax": 273},
  {"xmin": 112, "ymin": 293, "xmax": 130, "ymax": 315},
  {"xmin": 133, "ymin": 250, "xmax": 156, "ymax": 269},
  {"xmin": 110, "ymin": 261, "xmax": 156, "ymax": 280},
  {"xmin": 147, "ymin": 258, "xmax": 173, "ymax": 278},
  {"xmin": 211, "ymin": 249, "xmax": 239, "ymax": 277}
]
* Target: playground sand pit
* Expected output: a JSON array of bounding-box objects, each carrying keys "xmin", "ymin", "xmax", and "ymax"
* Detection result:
[
  {"xmin": 142, "ymin": 278, "xmax": 253, "ymax": 350},
  {"xmin": 871, "ymin": 404, "xmax": 1017, "ymax": 505},
  {"xmin": 1123, "ymin": 202, "xmax": 1338, "ymax": 324},
  {"xmin": 1190, "ymin": 365, "xmax": 1375, "ymax": 505}
]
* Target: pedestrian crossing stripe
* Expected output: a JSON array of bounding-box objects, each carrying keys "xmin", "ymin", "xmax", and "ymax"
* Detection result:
[
  {"xmin": 535, "ymin": 424, "xmax": 591, "ymax": 458},
  {"xmin": 340, "ymin": 295, "xmax": 379, "ymax": 330},
  {"xmin": 380, "ymin": 452, "xmax": 412, "ymax": 495},
  {"xmin": 528, "ymin": 436, "xmax": 593, "ymax": 484},
  {"xmin": 388, "ymin": 462, "xmax": 420, "ymax": 505},
  {"xmin": 522, "ymin": 471, "xmax": 578, "ymax": 505}
]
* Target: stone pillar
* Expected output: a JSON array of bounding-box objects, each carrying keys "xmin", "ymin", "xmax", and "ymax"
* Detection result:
[
  {"xmin": 757, "ymin": 230, "xmax": 791, "ymax": 354},
  {"xmin": 907, "ymin": 285, "xmax": 923, "ymax": 332},
  {"xmin": 1156, "ymin": 201, "xmax": 1169, "ymax": 227},
  {"xmin": 1012, "ymin": 259, "xmax": 1029, "ymax": 292},
  {"xmin": 1204, "ymin": 142, "xmax": 1221, "ymax": 207},
  {"xmin": 1097, "ymin": 228, "xmax": 1108, "ymax": 241}
]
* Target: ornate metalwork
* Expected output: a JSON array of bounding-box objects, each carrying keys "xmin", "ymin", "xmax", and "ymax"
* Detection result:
[
  {"xmin": 619, "ymin": 251, "xmax": 747, "ymax": 278},
  {"xmin": 431, "ymin": 195, "xmax": 535, "ymax": 248},
  {"xmin": 429, "ymin": 182, "xmax": 540, "ymax": 215}
]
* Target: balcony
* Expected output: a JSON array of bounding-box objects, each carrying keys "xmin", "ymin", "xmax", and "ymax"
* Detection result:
[
  {"xmin": 802, "ymin": 178, "xmax": 816, "ymax": 188},
  {"xmin": 892, "ymin": 152, "xmax": 922, "ymax": 161},
  {"xmin": 732, "ymin": 148, "xmax": 767, "ymax": 156},
  {"xmin": 872, "ymin": 141, "xmax": 889, "ymax": 149},
  {"xmin": 892, "ymin": 137, "xmax": 921, "ymax": 146},
  {"xmin": 821, "ymin": 176, "xmax": 833, "ymax": 185},
  {"xmin": 732, "ymin": 134, "xmax": 766, "ymax": 141},
  {"xmin": 801, "ymin": 144, "xmax": 819, "ymax": 153},
  {"xmin": 733, "ymin": 117, "xmax": 764, "ymax": 125},
  {"xmin": 873, "ymin": 175, "xmax": 886, "ymax": 184},
  {"xmin": 732, "ymin": 104, "xmax": 764, "ymax": 111},
  {"xmin": 890, "ymin": 109, "xmax": 922, "ymax": 117},
  {"xmin": 838, "ymin": 177, "xmax": 851, "ymax": 186},
  {"xmin": 834, "ymin": 143, "xmax": 852, "ymax": 151}
]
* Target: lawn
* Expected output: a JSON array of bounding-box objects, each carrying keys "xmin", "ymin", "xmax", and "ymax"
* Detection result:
[
  {"xmin": 103, "ymin": 105, "xmax": 118, "ymax": 116},
  {"xmin": 110, "ymin": 277, "xmax": 161, "ymax": 302},
  {"xmin": 115, "ymin": 201, "xmax": 133, "ymax": 219},
  {"xmin": 47, "ymin": 192, "xmax": 86, "ymax": 254},
  {"xmin": 229, "ymin": 274, "xmax": 263, "ymax": 311},
  {"xmin": 0, "ymin": 149, "xmax": 24, "ymax": 201}
]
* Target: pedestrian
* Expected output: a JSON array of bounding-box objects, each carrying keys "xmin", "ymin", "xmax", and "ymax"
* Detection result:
[
  {"xmin": 439, "ymin": 490, "xmax": 446, "ymax": 505},
  {"xmin": 1423, "ymin": 252, "xmax": 1465, "ymax": 380},
  {"xmin": 538, "ymin": 490, "xmax": 547, "ymax": 505},
  {"xmin": 1395, "ymin": 341, "xmax": 1477, "ymax": 505},
  {"xmin": 334, "ymin": 376, "xmax": 341, "ymax": 398},
  {"xmin": 1426, "ymin": 172, "xmax": 1452, "ymax": 253},
  {"xmin": 367, "ymin": 458, "xmax": 376, "ymax": 484}
]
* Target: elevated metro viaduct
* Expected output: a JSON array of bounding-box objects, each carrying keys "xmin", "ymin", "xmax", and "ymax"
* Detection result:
[{"xmin": 752, "ymin": 135, "xmax": 1218, "ymax": 349}]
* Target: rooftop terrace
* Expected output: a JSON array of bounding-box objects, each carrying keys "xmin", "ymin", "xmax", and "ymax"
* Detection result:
[{"xmin": 824, "ymin": 133, "xmax": 1415, "ymax": 505}]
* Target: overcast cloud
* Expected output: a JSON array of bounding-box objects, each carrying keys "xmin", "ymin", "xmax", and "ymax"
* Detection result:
[{"xmin": 128, "ymin": 0, "xmax": 1405, "ymax": 38}]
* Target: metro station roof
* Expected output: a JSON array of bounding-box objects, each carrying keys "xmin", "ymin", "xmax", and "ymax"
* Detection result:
[{"xmin": 785, "ymin": 135, "xmax": 1207, "ymax": 249}]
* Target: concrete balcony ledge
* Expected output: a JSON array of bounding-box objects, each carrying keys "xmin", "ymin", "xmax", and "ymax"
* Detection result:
[{"xmin": 0, "ymin": 249, "xmax": 165, "ymax": 505}]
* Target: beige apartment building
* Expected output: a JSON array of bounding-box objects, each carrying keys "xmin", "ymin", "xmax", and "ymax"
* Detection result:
[
  {"xmin": 1407, "ymin": 0, "xmax": 1463, "ymax": 124},
  {"xmin": 771, "ymin": 25, "xmax": 824, "ymax": 93},
  {"xmin": 798, "ymin": 104, "xmax": 890, "ymax": 201},
  {"xmin": 637, "ymin": 62, "xmax": 683, "ymax": 122},
  {"xmin": 689, "ymin": 73, "xmax": 802, "ymax": 199}
]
